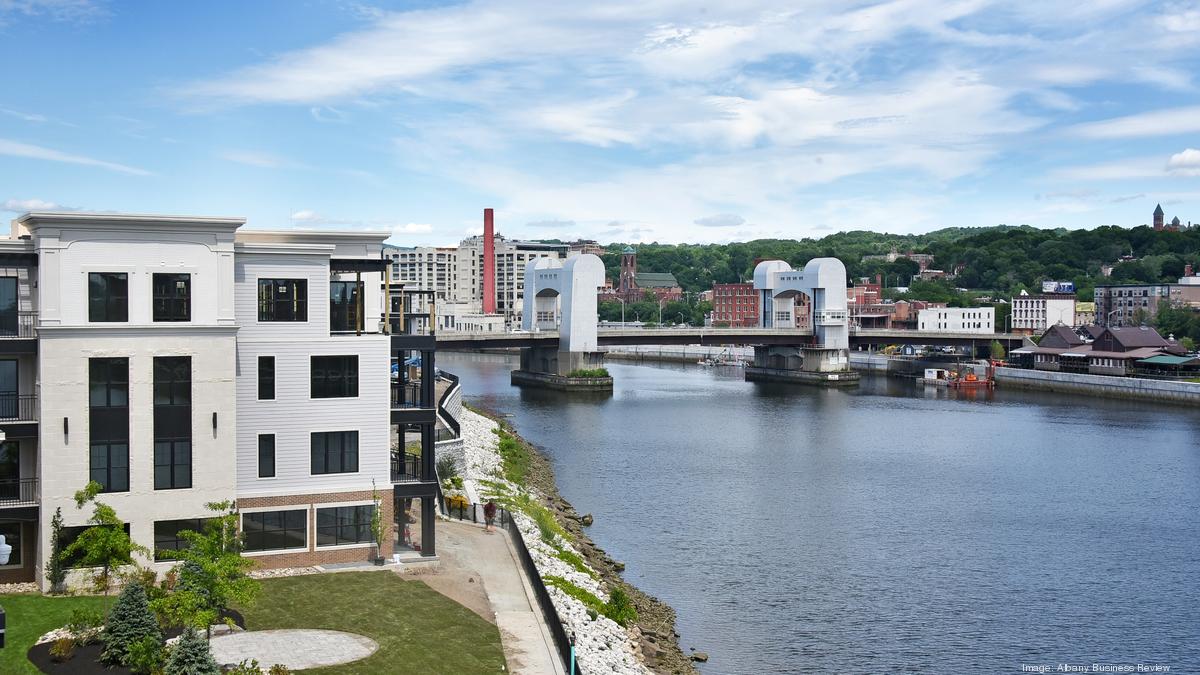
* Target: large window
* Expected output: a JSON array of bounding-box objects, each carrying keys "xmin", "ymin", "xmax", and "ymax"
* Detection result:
[
  {"xmin": 88, "ymin": 272, "xmax": 128, "ymax": 322},
  {"xmin": 316, "ymin": 505, "xmax": 375, "ymax": 547},
  {"xmin": 311, "ymin": 355, "xmax": 358, "ymax": 398},
  {"xmin": 152, "ymin": 273, "xmax": 191, "ymax": 322},
  {"xmin": 258, "ymin": 356, "xmax": 275, "ymax": 400},
  {"xmin": 153, "ymin": 357, "xmax": 192, "ymax": 490},
  {"xmin": 257, "ymin": 279, "xmax": 307, "ymax": 322},
  {"xmin": 242, "ymin": 510, "xmax": 306, "ymax": 552},
  {"xmin": 311, "ymin": 431, "xmax": 359, "ymax": 474},
  {"xmin": 258, "ymin": 434, "xmax": 275, "ymax": 478},
  {"xmin": 153, "ymin": 518, "xmax": 212, "ymax": 561},
  {"xmin": 89, "ymin": 358, "xmax": 129, "ymax": 493},
  {"xmin": 329, "ymin": 280, "xmax": 364, "ymax": 332},
  {"xmin": 0, "ymin": 522, "xmax": 19, "ymax": 566},
  {"xmin": 61, "ymin": 524, "xmax": 131, "ymax": 568}
]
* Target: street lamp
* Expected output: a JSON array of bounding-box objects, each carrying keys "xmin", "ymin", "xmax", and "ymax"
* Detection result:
[
  {"xmin": 658, "ymin": 298, "xmax": 666, "ymax": 326},
  {"xmin": 615, "ymin": 297, "xmax": 626, "ymax": 327},
  {"xmin": 677, "ymin": 311, "xmax": 685, "ymax": 326},
  {"xmin": 1106, "ymin": 308, "xmax": 1120, "ymax": 327}
]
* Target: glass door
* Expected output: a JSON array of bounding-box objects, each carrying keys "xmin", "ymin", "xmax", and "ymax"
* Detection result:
[
  {"xmin": 0, "ymin": 441, "xmax": 18, "ymax": 502},
  {"xmin": 0, "ymin": 360, "xmax": 15, "ymax": 419},
  {"xmin": 0, "ymin": 277, "xmax": 16, "ymax": 336}
]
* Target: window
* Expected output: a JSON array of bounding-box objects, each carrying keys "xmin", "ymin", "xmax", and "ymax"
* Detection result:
[
  {"xmin": 316, "ymin": 505, "xmax": 375, "ymax": 547},
  {"xmin": 242, "ymin": 510, "xmax": 306, "ymax": 552},
  {"xmin": 258, "ymin": 434, "xmax": 275, "ymax": 478},
  {"xmin": 0, "ymin": 522, "xmax": 19, "ymax": 566},
  {"xmin": 311, "ymin": 430, "xmax": 359, "ymax": 474},
  {"xmin": 257, "ymin": 279, "xmax": 307, "ymax": 322},
  {"xmin": 89, "ymin": 358, "xmax": 129, "ymax": 493},
  {"xmin": 152, "ymin": 273, "xmax": 191, "ymax": 322},
  {"xmin": 311, "ymin": 355, "xmax": 358, "ymax": 398},
  {"xmin": 153, "ymin": 518, "xmax": 211, "ymax": 561},
  {"xmin": 88, "ymin": 272, "xmax": 128, "ymax": 322},
  {"xmin": 61, "ymin": 524, "xmax": 131, "ymax": 568},
  {"xmin": 258, "ymin": 356, "xmax": 275, "ymax": 400},
  {"xmin": 154, "ymin": 357, "xmax": 191, "ymax": 490},
  {"xmin": 330, "ymin": 280, "xmax": 364, "ymax": 332}
]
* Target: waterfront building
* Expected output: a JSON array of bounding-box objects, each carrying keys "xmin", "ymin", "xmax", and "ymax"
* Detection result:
[
  {"xmin": 916, "ymin": 307, "xmax": 994, "ymax": 333},
  {"xmin": 566, "ymin": 239, "xmax": 604, "ymax": 256},
  {"xmin": 1011, "ymin": 291, "xmax": 1077, "ymax": 333},
  {"xmin": 1014, "ymin": 324, "xmax": 1186, "ymax": 376},
  {"xmin": 1093, "ymin": 282, "xmax": 1200, "ymax": 327},
  {"xmin": 890, "ymin": 300, "xmax": 946, "ymax": 330},
  {"xmin": 711, "ymin": 283, "xmax": 758, "ymax": 327},
  {"xmin": 1, "ymin": 211, "xmax": 440, "ymax": 590}
]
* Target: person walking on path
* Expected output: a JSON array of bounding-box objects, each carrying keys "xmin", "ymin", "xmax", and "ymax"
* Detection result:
[{"xmin": 484, "ymin": 500, "xmax": 497, "ymax": 533}]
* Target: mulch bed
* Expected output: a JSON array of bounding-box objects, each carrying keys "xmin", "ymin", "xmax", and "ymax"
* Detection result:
[{"xmin": 27, "ymin": 609, "xmax": 246, "ymax": 675}]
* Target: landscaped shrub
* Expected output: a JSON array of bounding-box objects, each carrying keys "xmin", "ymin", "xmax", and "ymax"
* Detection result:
[
  {"xmin": 126, "ymin": 634, "xmax": 166, "ymax": 675},
  {"xmin": 45, "ymin": 507, "xmax": 67, "ymax": 594},
  {"xmin": 163, "ymin": 626, "xmax": 220, "ymax": 675},
  {"xmin": 268, "ymin": 665, "xmax": 292, "ymax": 675},
  {"xmin": 101, "ymin": 581, "xmax": 163, "ymax": 666},
  {"xmin": 225, "ymin": 659, "xmax": 262, "ymax": 675},
  {"xmin": 49, "ymin": 636, "xmax": 76, "ymax": 663},
  {"xmin": 66, "ymin": 606, "xmax": 106, "ymax": 643},
  {"xmin": 602, "ymin": 587, "xmax": 638, "ymax": 627},
  {"xmin": 436, "ymin": 455, "xmax": 459, "ymax": 480}
]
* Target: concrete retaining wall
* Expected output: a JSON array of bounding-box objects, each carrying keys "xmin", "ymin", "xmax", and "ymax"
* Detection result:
[
  {"xmin": 434, "ymin": 437, "xmax": 465, "ymax": 474},
  {"xmin": 605, "ymin": 345, "xmax": 753, "ymax": 364},
  {"xmin": 993, "ymin": 366, "xmax": 1200, "ymax": 404},
  {"xmin": 848, "ymin": 352, "xmax": 891, "ymax": 373}
]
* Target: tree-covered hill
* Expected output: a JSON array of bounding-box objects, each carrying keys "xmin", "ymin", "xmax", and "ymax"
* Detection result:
[{"xmin": 597, "ymin": 224, "xmax": 1200, "ymax": 301}]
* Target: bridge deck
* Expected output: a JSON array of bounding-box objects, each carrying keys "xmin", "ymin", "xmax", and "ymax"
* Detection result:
[{"xmin": 432, "ymin": 328, "xmax": 1025, "ymax": 349}]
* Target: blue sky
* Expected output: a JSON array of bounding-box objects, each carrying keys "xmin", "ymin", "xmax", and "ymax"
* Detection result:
[{"xmin": 2, "ymin": 0, "xmax": 1199, "ymax": 245}]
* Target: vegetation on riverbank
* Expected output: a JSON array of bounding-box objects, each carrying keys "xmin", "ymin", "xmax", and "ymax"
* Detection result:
[
  {"xmin": 566, "ymin": 368, "xmax": 611, "ymax": 378},
  {"xmin": 467, "ymin": 402, "xmax": 696, "ymax": 674}
]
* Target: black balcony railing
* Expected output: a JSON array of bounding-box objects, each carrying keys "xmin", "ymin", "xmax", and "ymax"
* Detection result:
[
  {"xmin": 391, "ymin": 382, "xmax": 427, "ymax": 409},
  {"xmin": 0, "ymin": 311, "xmax": 36, "ymax": 339},
  {"xmin": 0, "ymin": 477, "xmax": 37, "ymax": 507},
  {"xmin": 0, "ymin": 394, "xmax": 37, "ymax": 422},
  {"xmin": 390, "ymin": 452, "xmax": 422, "ymax": 482}
]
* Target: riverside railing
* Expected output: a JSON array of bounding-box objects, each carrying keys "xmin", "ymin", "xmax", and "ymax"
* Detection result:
[{"xmin": 442, "ymin": 499, "xmax": 582, "ymax": 675}]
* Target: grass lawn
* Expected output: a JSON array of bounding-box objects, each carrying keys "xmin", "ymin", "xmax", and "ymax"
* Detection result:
[
  {"xmin": 237, "ymin": 571, "xmax": 506, "ymax": 675},
  {"xmin": 0, "ymin": 594, "xmax": 109, "ymax": 674}
]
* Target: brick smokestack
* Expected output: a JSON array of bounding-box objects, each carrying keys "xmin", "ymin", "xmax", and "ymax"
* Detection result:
[{"xmin": 483, "ymin": 208, "xmax": 496, "ymax": 315}]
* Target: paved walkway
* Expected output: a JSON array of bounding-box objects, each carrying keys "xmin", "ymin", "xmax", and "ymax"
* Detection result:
[
  {"xmin": 209, "ymin": 629, "xmax": 378, "ymax": 670},
  {"xmin": 427, "ymin": 520, "xmax": 566, "ymax": 675}
]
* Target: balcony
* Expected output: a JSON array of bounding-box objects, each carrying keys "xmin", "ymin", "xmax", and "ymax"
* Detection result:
[
  {"xmin": 0, "ymin": 394, "xmax": 38, "ymax": 423},
  {"xmin": 391, "ymin": 452, "xmax": 421, "ymax": 482},
  {"xmin": 391, "ymin": 381, "xmax": 429, "ymax": 409},
  {"xmin": 0, "ymin": 477, "xmax": 38, "ymax": 508},
  {"xmin": 0, "ymin": 311, "xmax": 36, "ymax": 339}
]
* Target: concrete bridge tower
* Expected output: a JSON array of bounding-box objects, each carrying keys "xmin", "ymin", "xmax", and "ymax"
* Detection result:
[
  {"xmin": 511, "ymin": 254, "xmax": 612, "ymax": 390},
  {"xmin": 746, "ymin": 258, "xmax": 859, "ymax": 385}
]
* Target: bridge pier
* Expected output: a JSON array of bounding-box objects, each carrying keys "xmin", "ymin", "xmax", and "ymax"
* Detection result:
[
  {"xmin": 510, "ymin": 346, "xmax": 613, "ymax": 391},
  {"xmin": 745, "ymin": 345, "xmax": 860, "ymax": 386}
]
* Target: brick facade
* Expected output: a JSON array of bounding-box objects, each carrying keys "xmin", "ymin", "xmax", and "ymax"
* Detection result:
[{"xmin": 238, "ymin": 489, "xmax": 394, "ymax": 569}]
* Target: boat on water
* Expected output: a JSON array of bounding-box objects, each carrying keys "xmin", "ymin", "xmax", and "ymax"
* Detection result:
[
  {"xmin": 916, "ymin": 365, "xmax": 996, "ymax": 389},
  {"xmin": 698, "ymin": 348, "xmax": 746, "ymax": 367}
]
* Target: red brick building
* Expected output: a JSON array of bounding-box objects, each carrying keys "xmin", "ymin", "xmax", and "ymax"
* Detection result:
[{"xmin": 712, "ymin": 282, "xmax": 758, "ymax": 327}]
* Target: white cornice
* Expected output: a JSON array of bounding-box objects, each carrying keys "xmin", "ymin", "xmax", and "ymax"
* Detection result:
[{"xmin": 17, "ymin": 212, "xmax": 245, "ymax": 232}]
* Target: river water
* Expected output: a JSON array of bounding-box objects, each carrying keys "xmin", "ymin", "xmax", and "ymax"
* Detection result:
[{"xmin": 440, "ymin": 352, "xmax": 1200, "ymax": 674}]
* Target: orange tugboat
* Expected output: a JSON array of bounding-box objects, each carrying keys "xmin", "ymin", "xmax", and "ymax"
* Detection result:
[{"xmin": 948, "ymin": 364, "xmax": 995, "ymax": 390}]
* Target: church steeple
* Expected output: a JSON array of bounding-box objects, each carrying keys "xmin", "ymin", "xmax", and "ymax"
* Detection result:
[{"xmin": 1153, "ymin": 203, "xmax": 1165, "ymax": 231}]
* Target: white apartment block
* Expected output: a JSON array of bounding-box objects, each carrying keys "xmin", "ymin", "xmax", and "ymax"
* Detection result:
[
  {"xmin": 0, "ymin": 213, "xmax": 443, "ymax": 590},
  {"xmin": 917, "ymin": 307, "xmax": 995, "ymax": 334},
  {"xmin": 1011, "ymin": 294, "xmax": 1076, "ymax": 332}
]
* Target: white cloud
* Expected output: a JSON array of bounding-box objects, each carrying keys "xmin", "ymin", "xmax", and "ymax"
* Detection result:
[
  {"xmin": 1, "ymin": 197, "xmax": 74, "ymax": 212},
  {"xmin": 1049, "ymin": 157, "xmax": 1167, "ymax": 181},
  {"xmin": 694, "ymin": 213, "xmax": 744, "ymax": 228},
  {"xmin": 290, "ymin": 209, "xmax": 322, "ymax": 222},
  {"xmin": 0, "ymin": 106, "xmax": 46, "ymax": 122},
  {"xmin": 0, "ymin": 0, "xmax": 105, "ymax": 24},
  {"xmin": 1072, "ymin": 106, "xmax": 1200, "ymax": 139},
  {"xmin": 0, "ymin": 138, "xmax": 149, "ymax": 175},
  {"xmin": 392, "ymin": 222, "xmax": 433, "ymax": 234},
  {"xmin": 1167, "ymin": 148, "xmax": 1200, "ymax": 176},
  {"xmin": 220, "ymin": 150, "xmax": 301, "ymax": 169}
]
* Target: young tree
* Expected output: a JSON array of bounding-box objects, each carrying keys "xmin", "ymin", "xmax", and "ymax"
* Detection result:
[
  {"xmin": 63, "ymin": 481, "xmax": 148, "ymax": 599},
  {"xmin": 101, "ymin": 581, "xmax": 162, "ymax": 666},
  {"xmin": 163, "ymin": 626, "xmax": 220, "ymax": 675},
  {"xmin": 990, "ymin": 340, "xmax": 1006, "ymax": 360},
  {"xmin": 152, "ymin": 500, "xmax": 259, "ymax": 634},
  {"xmin": 44, "ymin": 506, "xmax": 67, "ymax": 594}
]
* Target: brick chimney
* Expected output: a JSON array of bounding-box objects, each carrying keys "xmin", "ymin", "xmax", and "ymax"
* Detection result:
[
  {"xmin": 483, "ymin": 208, "xmax": 496, "ymax": 315},
  {"xmin": 1186, "ymin": 263, "xmax": 1195, "ymax": 278}
]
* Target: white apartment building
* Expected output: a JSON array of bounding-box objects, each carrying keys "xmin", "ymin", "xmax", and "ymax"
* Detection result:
[
  {"xmin": 917, "ymin": 307, "xmax": 995, "ymax": 334},
  {"xmin": 1011, "ymin": 293, "xmax": 1077, "ymax": 332},
  {"xmin": 0, "ymin": 212, "xmax": 442, "ymax": 590}
]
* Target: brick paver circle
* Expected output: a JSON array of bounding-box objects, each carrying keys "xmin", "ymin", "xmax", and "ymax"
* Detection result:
[{"xmin": 209, "ymin": 628, "xmax": 379, "ymax": 670}]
